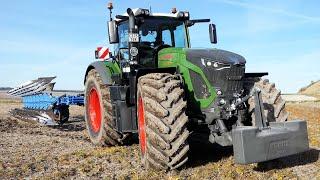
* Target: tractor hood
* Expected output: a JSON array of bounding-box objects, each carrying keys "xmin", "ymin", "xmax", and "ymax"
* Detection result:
[{"xmin": 186, "ymin": 49, "xmax": 246, "ymax": 65}]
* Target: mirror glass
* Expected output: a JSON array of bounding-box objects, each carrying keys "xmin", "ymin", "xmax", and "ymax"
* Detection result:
[
  {"xmin": 108, "ymin": 21, "xmax": 119, "ymax": 44},
  {"xmin": 209, "ymin": 24, "xmax": 217, "ymax": 44}
]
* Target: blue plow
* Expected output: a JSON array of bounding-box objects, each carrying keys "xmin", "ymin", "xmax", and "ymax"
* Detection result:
[{"xmin": 8, "ymin": 77, "xmax": 84, "ymax": 125}]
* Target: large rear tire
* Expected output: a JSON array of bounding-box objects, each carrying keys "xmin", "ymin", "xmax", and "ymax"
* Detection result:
[
  {"xmin": 244, "ymin": 78, "xmax": 289, "ymax": 123},
  {"xmin": 84, "ymin": 69, "xmax": 125, "ymax": 146},
  {"xmin": 137, "ymin": 73, "xmax": 189, "ymax": 170}
]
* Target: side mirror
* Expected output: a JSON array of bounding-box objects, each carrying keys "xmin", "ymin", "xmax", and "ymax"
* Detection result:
[
  {"xmin": 108, "ymin": 20, "xmax": 119, "ymax": 44},
  {"xmin": 209, "ymin": 24, "xmax": 217, "ymax": 44}
]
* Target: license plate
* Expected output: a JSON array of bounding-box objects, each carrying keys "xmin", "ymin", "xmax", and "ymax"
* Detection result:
[{"xmin": 129, "ymin": 33, "xmax": 139, "ymax": 42}]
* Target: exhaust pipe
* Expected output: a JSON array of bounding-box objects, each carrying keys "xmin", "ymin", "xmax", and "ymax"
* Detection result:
[{"xmin": 127, "ymin": 8, "xmax": 139, "ymax": 64}]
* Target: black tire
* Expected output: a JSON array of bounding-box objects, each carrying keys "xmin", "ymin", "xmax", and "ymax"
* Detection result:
[
  {"xmin": 84, "ymin": 69, "xmax": 125, "ymax": 146},
  {"xmin": 137, "ymin": 73, "xmax": 189, "ymax": 170},
  {"xmin": 53, "ymin": 105, "xmax": 69, "ymax": 124},
  {"xmin": 244, "ymin": 78, "xmax": 289, "ymax": 124}
]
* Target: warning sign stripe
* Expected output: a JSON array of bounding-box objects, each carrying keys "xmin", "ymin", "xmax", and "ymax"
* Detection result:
[{"xmin": 96, "ymin": 47, "xmax": 110, "ymax": 59}]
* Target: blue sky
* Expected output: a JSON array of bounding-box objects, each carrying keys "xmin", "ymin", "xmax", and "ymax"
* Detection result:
[{"xmin": 0, "ymin": 0, "xmax": 319, "ymax": 93}]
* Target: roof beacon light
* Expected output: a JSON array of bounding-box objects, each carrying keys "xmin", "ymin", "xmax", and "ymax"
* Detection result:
[
  {"xmin": 107, "ymin": 2, "xmax": 113, "ymax": 21},
  {"xmin": 107, "ymin": 2, "xmax": 113, "ymax": 10}
]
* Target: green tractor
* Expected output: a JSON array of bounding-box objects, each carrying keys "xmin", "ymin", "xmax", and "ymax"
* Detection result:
[{"xmin": 84, "ymin": 6, "xmax": 309, "ymax": 170}]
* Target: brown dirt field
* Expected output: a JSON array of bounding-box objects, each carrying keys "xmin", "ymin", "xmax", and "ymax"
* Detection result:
[
  {"xmin": 0, "ymin": 100, "xmax": 319, "ymax": 179},
  {"xmin": 287, "ymin": 102, "xmax": 320, "ymax": 148}
]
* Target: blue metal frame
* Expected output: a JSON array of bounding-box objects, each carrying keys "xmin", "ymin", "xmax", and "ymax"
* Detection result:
[{"xmin": 22, "ymin": 93, "xmax": 84, "ymax": 110}]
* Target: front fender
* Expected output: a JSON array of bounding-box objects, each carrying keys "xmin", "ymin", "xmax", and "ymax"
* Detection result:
[{"xmin": 84, "ymin": 61, "xmax": 121, "ymax": 85}]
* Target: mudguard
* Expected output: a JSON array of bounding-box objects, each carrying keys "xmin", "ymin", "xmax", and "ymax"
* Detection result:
[{"xmin": 84, "ymin": 61, "xmax": 113, "ymax": 85}]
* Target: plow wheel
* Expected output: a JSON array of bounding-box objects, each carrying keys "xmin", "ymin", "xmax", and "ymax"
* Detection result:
[
  {"xmin": 137, "ymin": 73, "xmax": 189, "ymax": 170},
  {"xmin": 85, "ymin": 69, "xmax": 126, "ymax": 146},
  {"xmin": 244, "ymin": 78, "xmax": 289, "ymax": 124}
]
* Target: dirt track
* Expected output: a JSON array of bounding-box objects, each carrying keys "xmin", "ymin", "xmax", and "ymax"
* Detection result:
[{"xmin": 0, "ymin": 100, "xmax": 319, "ymax": 179}]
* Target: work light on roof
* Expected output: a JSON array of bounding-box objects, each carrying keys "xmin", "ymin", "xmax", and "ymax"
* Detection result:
[
  {"xmin": 177, "ymin": 11, "xmax": 190, "ymax": 20},
  {"xmin": 136, "ymin": 8, "xmax": 150, "ymax": 16},
  {"xmin": 171, "ymin": 7, "xmax": 177, "ymax": 14}
]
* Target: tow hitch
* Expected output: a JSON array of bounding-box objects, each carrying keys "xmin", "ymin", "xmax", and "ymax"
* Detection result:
[{"xmin": 232, "ymin": 88, "xmax": 309, "ymax": 164}]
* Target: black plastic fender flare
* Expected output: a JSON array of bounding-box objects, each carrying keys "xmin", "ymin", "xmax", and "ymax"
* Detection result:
[{"xmin": 84, "ymin": 61, "xmax": 112, "ymax": 85}]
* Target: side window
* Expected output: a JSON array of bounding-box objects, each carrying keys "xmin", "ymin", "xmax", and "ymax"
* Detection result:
[
  {"xmin": 118, "ymin": 23, "xmax": 128, "ymax": 48},
  {"xmin": 117, "ymin": 23, "xmax": 129, "ymax": 60},
  {"xmin": 162, "ymin": 30, "xmax": 172, "ymax": 46},
  {"xmin": 174, "ymin": 25, "xmax": 186, "ymax": 48}
]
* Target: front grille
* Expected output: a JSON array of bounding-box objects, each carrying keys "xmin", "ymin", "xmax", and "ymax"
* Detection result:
[{"xmin": 207, "ymin": 65, "xmax": 245, "ymax": 97}]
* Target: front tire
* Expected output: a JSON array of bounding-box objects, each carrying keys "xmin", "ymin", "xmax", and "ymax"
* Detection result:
[
  {"xmin": 137, "ymin": 73, "xmax": 189, "ymax": 170},
  {"xmin": 244, "ymin": 78, "xmax": 289, "ymax": 124},
  {"xmin": 84, "ymin": 69, "xmax": 125, "ymax": 146}
]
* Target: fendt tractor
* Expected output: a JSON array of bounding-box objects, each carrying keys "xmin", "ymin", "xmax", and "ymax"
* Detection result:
[{"xmin": 83, "ymin": 4, "xmax": 309, "ymax": 170}]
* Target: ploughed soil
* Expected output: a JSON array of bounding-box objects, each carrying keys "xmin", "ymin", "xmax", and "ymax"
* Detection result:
[{"xmin": 0, "ymin": 94, "xmax": 319, "ymax": 179}]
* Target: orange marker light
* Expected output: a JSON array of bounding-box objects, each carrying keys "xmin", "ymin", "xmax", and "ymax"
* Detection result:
[{"xmin": 107, "ymin": 2, "xmax": 113, "ymax": 10}]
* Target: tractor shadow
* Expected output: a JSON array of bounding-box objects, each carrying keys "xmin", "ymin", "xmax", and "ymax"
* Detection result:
[
  {"xmin": 52, "ymin": 115, "xmax": 86, "ymax": 132},
  {"xmin": 254, "ymin": 148, "xmax": 319, "ymax": 171},
  {"xmin": 185, "ymin": 134, "xmax": 319, "ymax": 170},
  {"xmin": 186, "ymin": 138, "xmax": 234, "ymax": 168}
]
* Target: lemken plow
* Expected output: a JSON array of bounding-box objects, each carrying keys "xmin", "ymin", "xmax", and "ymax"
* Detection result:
[{"xmin": 8, "ymin": 77, "xmax": 84, "ymax": 125}]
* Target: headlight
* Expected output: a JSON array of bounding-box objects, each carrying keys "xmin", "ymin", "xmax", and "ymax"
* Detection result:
[
  {"xmin": 178, "ymin": 12, "xmax": 184, "ymax": 18},
  {"xmin": 201, "ymin": 58, "xmax": 231, "ymax": 70},
  {"xmin": 177, "ymin": 11, "xmax": 190, "ymax": 20},
  {"xmin": 184, "ymin": 12, "xmax": 189, "ymax": 18},
  {"xmin": 143, "ymin": 9, "xmax": 150, "ymax": 15},
  {"xmin": 136, "ymin": 8, "xmax": 150, "ymax": 16}
]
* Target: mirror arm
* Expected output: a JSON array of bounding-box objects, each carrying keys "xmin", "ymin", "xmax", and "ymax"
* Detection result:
[
  {"xmin": 186, "ymin": 19, "xmax": 211, "ymax": 27},
  {"xmin": 115, "ymin": 15, "xmax": 129, "ymax": 20}
]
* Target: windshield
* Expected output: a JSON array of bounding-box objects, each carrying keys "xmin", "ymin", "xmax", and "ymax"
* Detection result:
[{"xmin": 117, "ymin": 17, "xmax": 188, "ymax": 49}]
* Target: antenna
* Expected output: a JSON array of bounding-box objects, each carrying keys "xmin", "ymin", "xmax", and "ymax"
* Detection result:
[
  {"xmin": 149, "ymin": 6, "xmax": 152, "ymax": 14},
  {"xmin": 107, "ymin": 2, "xmax": 114, "ymax": 21}
]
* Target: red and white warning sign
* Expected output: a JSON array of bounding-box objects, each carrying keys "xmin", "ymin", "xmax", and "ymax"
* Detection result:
[{"xmin": 95, "ymin": 47, "xmax": 110, "ymax": 60}]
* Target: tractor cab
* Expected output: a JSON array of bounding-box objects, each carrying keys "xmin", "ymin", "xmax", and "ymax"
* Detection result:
[
  {"xmin": 107, "ymin": 8, "xmax": 215, "ymax": 70},
  {"xmin": 116, "ymin": 16, "xmax": 189, "ymax": 68}
]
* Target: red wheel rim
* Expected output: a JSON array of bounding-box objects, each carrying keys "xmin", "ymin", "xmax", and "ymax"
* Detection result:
[
  {"xmin": 138, "ymin": 96, "xmax": 147, "ymax": 154},
  {"xmin": 88, "ymin": 88, "xmax": 101, "ymax": 133}
]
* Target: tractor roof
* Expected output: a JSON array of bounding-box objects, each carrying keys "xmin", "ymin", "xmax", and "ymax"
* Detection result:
[{"xmin": 115, "ymin": 8, "xmax": 189, "ymax": 22}]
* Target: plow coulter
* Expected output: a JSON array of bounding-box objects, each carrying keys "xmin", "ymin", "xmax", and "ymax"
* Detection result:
[{"xmin": 8, "ymin": 77, "xmax": 84, "ymax": 125}]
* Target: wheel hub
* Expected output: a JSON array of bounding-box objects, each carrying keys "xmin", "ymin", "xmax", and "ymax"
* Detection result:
[
  {"xmin": 88, "ymin": 88, "xmax": 101, "ymax": 133},
  {"xmin": 138, "ymin": 96, "xmax": 147, "ymax": 154}
]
